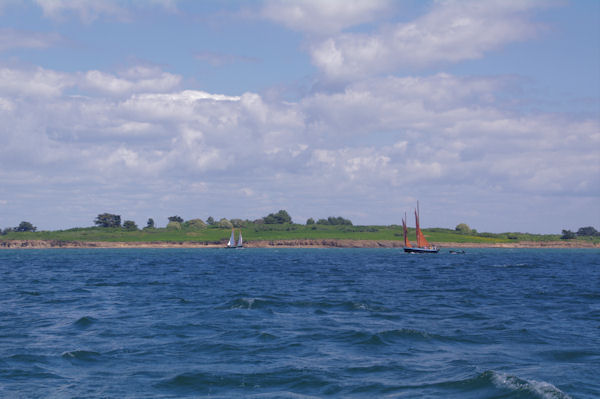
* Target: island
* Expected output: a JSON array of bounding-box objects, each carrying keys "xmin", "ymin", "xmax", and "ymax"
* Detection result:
[{"xmin": 1, "ymin": 211, "xmax": 598, "ymax": 249}]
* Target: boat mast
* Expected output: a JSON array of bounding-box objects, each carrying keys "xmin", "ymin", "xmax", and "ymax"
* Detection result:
[
  {"xmin": 403, "ymin": 212, "xmax": 412, "ymax": 247},
  {"xmin": 415, "ymin": 202, "xmax": 422, "ymax": 248}
]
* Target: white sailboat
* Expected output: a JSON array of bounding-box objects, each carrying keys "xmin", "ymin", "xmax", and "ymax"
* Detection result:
[
  {"xmin": 226, "ymin": 229, "xmax": 236, "ymax": 248},
  {"xmin": 236, "ymin": 230, "xmax": 243, "ymax": 248},
  {"xmin": 226, "ymin": 229, "xmax": 244, "ymax": 249}
]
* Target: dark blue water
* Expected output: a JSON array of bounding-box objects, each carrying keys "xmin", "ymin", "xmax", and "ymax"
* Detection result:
[{"xmin": 0, "ymin": 248, "xmax": 598, "ymax": 398}]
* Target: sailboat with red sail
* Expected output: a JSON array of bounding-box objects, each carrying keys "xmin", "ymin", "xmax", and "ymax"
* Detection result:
[{"xmin": 403, "ymin": 202, "xmax": 439, "ymax": 253}]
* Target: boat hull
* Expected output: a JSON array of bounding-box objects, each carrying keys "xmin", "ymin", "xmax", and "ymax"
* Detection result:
[{"xmin": 403, "ymin": 246, "xmax": 439, "ymax": 253}]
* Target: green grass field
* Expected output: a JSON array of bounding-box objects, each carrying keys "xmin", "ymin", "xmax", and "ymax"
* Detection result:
[{"xmin": 2, "ymin": 224, "xmax": 598, "ymax": 244}]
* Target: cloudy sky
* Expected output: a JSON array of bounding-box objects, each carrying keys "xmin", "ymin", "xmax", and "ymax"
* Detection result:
[{"xmin": 0, "ymin": 0, "xmax": 598, "ymax": 233}]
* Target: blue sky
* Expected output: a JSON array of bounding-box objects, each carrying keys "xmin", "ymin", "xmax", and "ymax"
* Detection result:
[{"xmin": 0, "ymin": 0, "xmax": 598, "ymax": 233}]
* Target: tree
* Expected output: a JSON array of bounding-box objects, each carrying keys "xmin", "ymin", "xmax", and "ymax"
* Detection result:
[
  {"xmin": 306, "ymin": 218, "xmax": 315, "ymax": 225},
  {"xmin": 146, "ymin": 218, "xmax": 155, "ymax": 229},
  {"xmin": 230, "ymin": 218, "xmax": 245, "ymax": 228},
  {"xmin": 328, "ymin": 216, "xmax": 352, "ymax": 225},
  {"xmin": 315, "ymin": 216, "xmax": 352, "ymax": 225},
  {"xmin": 561, "ymin": 229, "xmax": 576, "ymax": 239},
  {"xmin": 184, "ymin": 219, "xmax": 206, "ymax": 230},
  {"xmin": 94, "ymin": 213, "xmax": 121, "ymax": 228},
  {"xmin": 166, "ymin": 221, "xmax": 182, "ymax": 230},
  {"xmin": 263, "ymin": 210, "xmax": 292, "ymax": 224},
  {"xmin": 123, "ymin": 220, "xmax": 138, "ymax": 231},
  {"xmin": 577, "ymin": 226, "xmax": 598, "ymax": 236},
  {"xmin": 217, "ymin": 218, "xmax": 233, "ymax": 229},
  {"xmin": 168, "ymin": 216, "xmax": 183, "ymax": 223},
  {"xmin": 455, "ymin": 223, "xmax": 472, "ymax": 234},
  {"xmin": 206, "ymin": 216, "xmax": 215, "ymax": 225},
  {"xmin": 15, "ymin": 221, "xmax": 37, "ymax": 232}
]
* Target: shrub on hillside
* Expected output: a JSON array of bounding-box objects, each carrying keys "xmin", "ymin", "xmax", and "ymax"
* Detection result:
[
  {"xmin": 316, "ymin": 216, "xmax": 352, "ymax": 226},
  {"xmin": 455, "ymin": 223, "xmax": 472, "ymax": 234},
  {"xmin": 184, "ymin": 219, "xmax": 206, "ymax": 230},
  {"xmin": 217, "ymin": 218, "xmax": 233, "ymax": 229},
  {"xmin": 123, "ymin": 220, "xmax": 138, "ymax": 231},
  {"xmin": 166, "ymin": 221, "xmax": 182, "ymax": 230},
  {"xmin": 263, "ymin": 210, "xmax": 292, "ymax": 224}
]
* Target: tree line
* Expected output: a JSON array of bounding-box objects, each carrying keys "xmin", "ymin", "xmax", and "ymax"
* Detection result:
[
  {"xmin": 1, "ymin": 221, "xmax": 37, "ymax": 235},
  {"xmin": 91, "ymin": 210, "xmax": 355, "ymax": 230},
  {"xmin": 561, "ymin": 226, "xmax": 599, "ymax": 239},
  {"xmin": 1, "ymin": 210, "xmax": 357, "ymax": 234}
]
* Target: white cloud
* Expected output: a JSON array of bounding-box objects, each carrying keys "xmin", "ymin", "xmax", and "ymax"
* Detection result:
[
  {"xmin": 81, "ymin": 68, "xmax": 181, "ymax": 96},
  {"xmin": 35, "ymin": 0, "xmax": 128, "ymax": 22},
  {"xmin": 0, "ymin": 64, "xmax": 597, "ymax": 231},
  {"xmin": 34, "ymin": 0, "xmax": 179, "ymax": 22},
  {"xmin": 262, "ymin": 0, "xmax": 392, "ymax": 35},
  {"xmin": 307, "ymin": 0, "xmax": 546, "ymax": 80},
  {"xmin": 0, "ymin": 66, "xmax": 74, "ymax": 97},
  {"xmin": 0, "ymin": 28, "xmax": 63, "ymax": 52}
]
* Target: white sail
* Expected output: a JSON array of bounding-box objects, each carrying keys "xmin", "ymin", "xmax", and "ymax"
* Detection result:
[
  {"xmin": 227, "ymin": 229, "xmax": 236, "ymax": 247},
  {"xmin": 237, "ymin": 231, "xmax": 243, "ymax": 247}
]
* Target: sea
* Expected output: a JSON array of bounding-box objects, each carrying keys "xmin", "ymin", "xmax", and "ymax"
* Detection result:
[{"xmin": 0, "ymin": 248, "xmax": 598, "ymax": 398}]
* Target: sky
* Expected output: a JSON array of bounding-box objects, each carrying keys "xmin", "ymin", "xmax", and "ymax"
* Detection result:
[{"xmin": 0, "ymin": 0, "xmax": 598, "ymax": 233}]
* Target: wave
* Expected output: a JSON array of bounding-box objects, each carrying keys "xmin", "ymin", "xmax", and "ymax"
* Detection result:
[
  {"xmin": 218, "ymin": 297, "xmax": 389, "ymax": 314},
  {"xmin": 221, "ymin": 297, "xmax": 272, "ymax": 310},
  {"xmin": 346, "ymin": 327, "xmax": 471, "ymax": 347},
  {"xmin": 61, "ymin": 350, "xmax": 101, "ymax": 362},
  {"xmin": 156, "ymin": 369, "xmax": 334, "ymax": 394},
  {"xmin": 73, "ymin": 316, "xmax": 96, "ymax": 328},
  {"xmin": 2, "ymin": 365, "xmax": 64, "ymax": 380},
  {"xmin": 336, "ymin": 369, "xmax": 576, "ymax": 398},
  {"xmin": 487, "ymin": 370, "xmax": 572, "ymax": 399},
  {"xmin": 429, "ymin": 370, "xmax": 572, "ymax": 399},
  {"xmin": 7, "ymin": 353, "xmax": 49, "ymax": 364},
  {"xmin": 18, "ymin": 290, "xmax": 41, "ymax": 296},
  {"xmin": 246, "ymin": 392, "xmax": 322, "ymax": 399},
  {"xmin": 538, "ymin": 349, "xmax": 595, "ymax": 362}
]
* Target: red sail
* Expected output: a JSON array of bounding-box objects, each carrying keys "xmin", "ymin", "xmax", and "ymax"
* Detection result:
[{"xmin": 415, "ymin": 208, "xmax": 432, "ymax": 248}]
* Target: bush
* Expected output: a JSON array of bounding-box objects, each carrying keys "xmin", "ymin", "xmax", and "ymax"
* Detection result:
[
  {"xmin": 455, "ymin": 223, "xmax": 471, "ymax": 234},
  {"xmin": 561, "ymin": 229, "xmax": 576, "ymax": 239},
  {"xmin": 123, "ymin": 220, "xmax": 138, "ymax": 231},
  {"xmin": 184, "ymin": 219, "xmax": 206, "ymax": 230},
  {"xmin": 230, "ymin": 218, "xmax": 246, "ymax": 228},
  {"xmin": 15, "ymin": 221, "xmax": 37, "ymax": 232},
  {"xmin": 263, "ymin": 210, "xmax": 292, "ymax": 224},
  {"xmin": 166, "ymin": 221, "xmax": 182, "ymax": 230},
  {"xmin": 316, "ymin": 216, "xmax": 352, "ymax": 226},
  {"xmin": 217, "ymin": 218, "xmax": 233, "ymax": 229},
  {"xmin": 306, "ymin": 218, "xmax": 315, "ymax": 225}
]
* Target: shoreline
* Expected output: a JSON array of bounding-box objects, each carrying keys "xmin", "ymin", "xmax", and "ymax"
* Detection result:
[{"xmin": 1, "ymin": 239, "xmax": 598, "ymax": 249}]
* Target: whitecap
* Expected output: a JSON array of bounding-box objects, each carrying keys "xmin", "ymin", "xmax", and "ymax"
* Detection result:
[{"xmin": 490, "ymin": 370, "xmax": 572, "ymax": 399}]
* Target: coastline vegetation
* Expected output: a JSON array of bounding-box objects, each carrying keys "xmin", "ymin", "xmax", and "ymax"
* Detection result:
[{"xmin": 1, "ymin": 211, "xmax": 598, "ymax": 245}]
